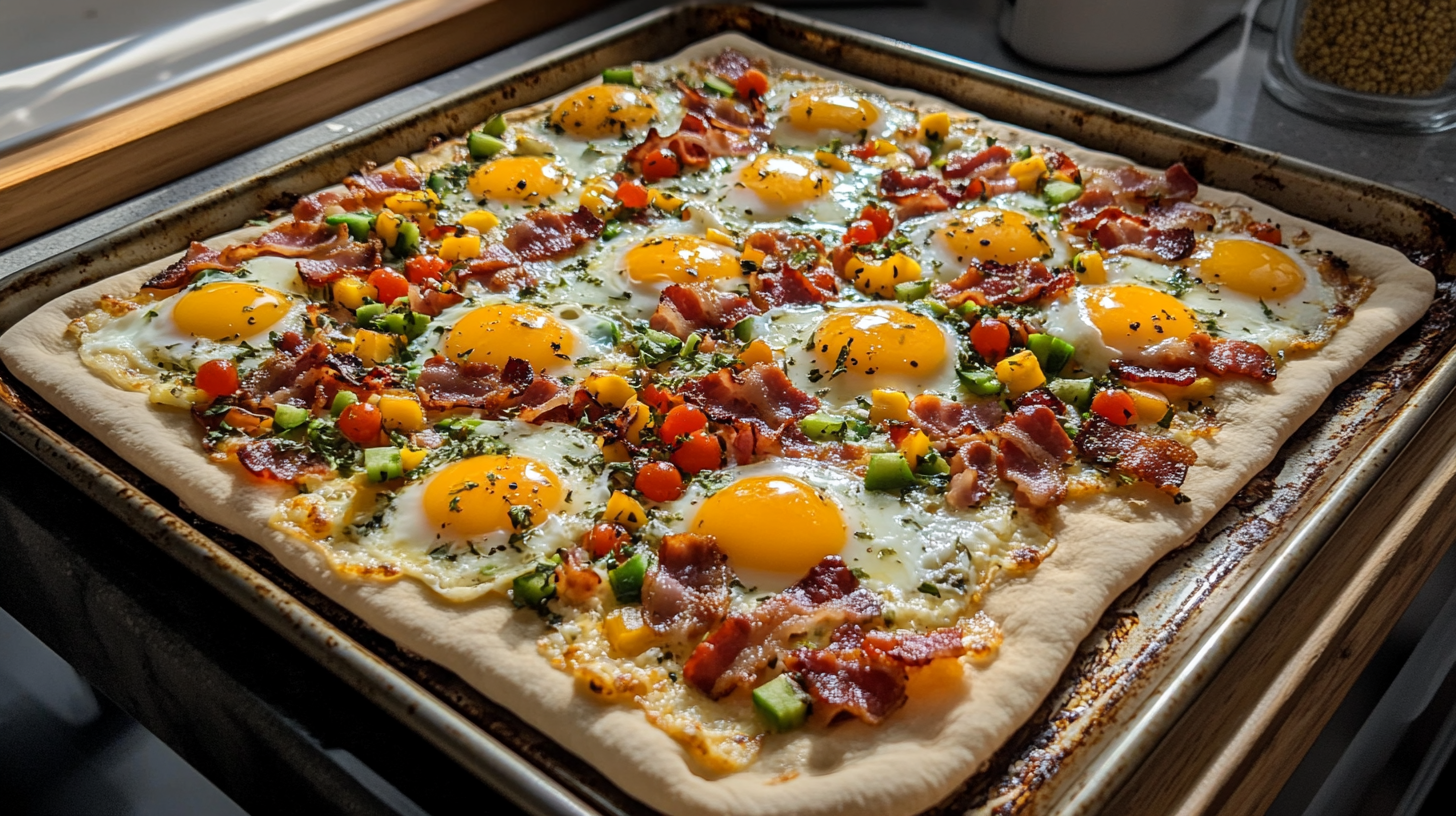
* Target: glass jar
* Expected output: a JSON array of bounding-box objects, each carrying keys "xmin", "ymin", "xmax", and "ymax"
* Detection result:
[{"xmin": 1264, "ymin": 0, "xmax": 1456, "ymax": 132}]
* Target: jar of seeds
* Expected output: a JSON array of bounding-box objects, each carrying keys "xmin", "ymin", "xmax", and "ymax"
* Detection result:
[{"xmin": 1264, "ymin": 0, "xmax": 1456, "ymax": 132}]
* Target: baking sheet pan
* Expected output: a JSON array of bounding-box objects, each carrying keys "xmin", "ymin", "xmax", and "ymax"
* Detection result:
[{"xmin": 0, "ymin": 4, "xmax": 1453, "ymax": 814}]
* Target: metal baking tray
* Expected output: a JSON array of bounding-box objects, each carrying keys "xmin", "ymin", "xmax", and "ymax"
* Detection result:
[{"xmin": 1, "ymin": 4, "xmax": 1453, "ymax": 815}]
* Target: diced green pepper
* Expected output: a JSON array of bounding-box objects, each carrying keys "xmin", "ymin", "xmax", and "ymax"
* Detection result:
[
  {"xmin": 355, "ymin": 302, "xmax": 387, "ymax": 327},
  {"xmin": 600, "ymin": 221, "xmax": 623, "ymax": 240},
  {"xmin": 601, "ymin": 67, "xmax": 638, "ymax": 86},
  {"xmin": 609, "ymin": 552, "xmax": 649, "ymax": 603},
  {"xmin": 380, "ymin": 312, "xmax": 408, "ymax": 335},
  {"xmin": 273, "ymin": 403, "xmax": 309, "ymax": 430},
  {"xmin": 427, "ymin": 172, "xmax": 448, "ymax": 196},
  {"xmin": 958, "ymin": 368, "xmax": 1003, "ymax": 396},
  {"xmin": 915, "ymin": 298, "xmax": 949, "ymax": 318},
  {"xmin": 956, "ymin": 301, "xmax": 982, "ymax": 320},
  {"xmin": 1013, "ymin": 145, "xmax": 1033, "ymax": 160},
  {"xmin": 753, "ymin": 674, "xmax": 809, "ymax": 733},
  {"xmin": 703, "ymin": 75, "xmax": 736, "ymax": 97},
  {"xmin": 468, "ymin": 131, "xmax": 507, "ymax": 160},
  {"xmin": 916, "ymin": 450, "xmax": 951, "ymax": 476},
  {"xmin": 364, "ymin": 446, "xmax": 404, "ymax": 482},
  {"xmin": 865, "ymin": 452, "xmax": 919, "ymax": 491},
  {"xmin": 512, "ymin": 567, "xmax": 556, "ymax": 609},
  {"xmin": 799, "ymin": 412, "xmax": 848, "ymax": 441},
  {"xmin": 330, "ymin": 391, "xmax": 358, "ymax": 417},
  {"xmin": 1047, "ymin": 378, "xmax": 1095, "ymax": 412},
  {"xmin": 325, "ymin": 211, "xmax": 377, "ymax": 242},
  {"xmin": 481, "ymin": 113, "xmax": 508, "ymax": 137},
  {"xmin": 403, "ymin": 312, "xmax": 432, "ymax": 340},
  {"xmin": 1027, "ymin": 333, "xmax": 1075, "ymax": 376},
  {"xmin": 1043, "ymin": 180, "xmax": 1083, "ymax": 205},
  {"xmin": 733, "ymin": 315, "xmax": 759, "ymax": 342},
  {"xmin": 894, "ymin": 279, "xmax": 933, "ymax": 302}
]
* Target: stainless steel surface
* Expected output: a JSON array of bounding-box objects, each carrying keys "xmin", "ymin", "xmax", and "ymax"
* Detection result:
[{"xmin": 0, "ymin": 4, "xmax": 1453, "ymax": 815}]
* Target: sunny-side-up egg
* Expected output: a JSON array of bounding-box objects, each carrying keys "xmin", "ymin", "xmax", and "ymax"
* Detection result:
[
  {"xmin": 656, "ymin": 458, "xmax": 1050, "ymax": 628},
  {"xmin": 710, "ymin": 150, "xmax": 870, "ymax": 229},
  {"xmin": 356, "ymin": 421, "xmax": 609, "ymax": 598},
  {"xmin": 411, "ymin": 296, "xmax": 629, "ymax": 377},
  {"xmin": 77, "ymin": 256, "xmax": 312, "ymax": 389},
  {"xmin": 764, "ymin": 80, "xmax": 908, "ymax": 149},
  {"xmin": 903, "ymin": 204, "xmax": 1071, "ymax": 281},
  {"xmin": 751, "ymin": 302, "xmax": 963, "ymax": 414}
]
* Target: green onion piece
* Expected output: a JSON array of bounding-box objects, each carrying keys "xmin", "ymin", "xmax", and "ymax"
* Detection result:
[
  {"xmin": 956, "ymin": 301, "xmax": 981, "ymax": 320},
  {"xmin": 916, "ymin": 450, "xmax": 951, "ymax": 476},
  {"xmin": 512, "ymin": 568, "xmax": 556, "ymax": 609},
  {"xmin": 468, "ymin": 132, "xmax": 507, "ymax": 160},
  {"xmin": 733, "ymin": 315, "xmax": 759, "ymax": 341},
  {"xmin": 918, "ymin": 581, "xmax": 941, "ymax": 597},
  {"xmin": 324, "ymin": 211, "xmax": 377, "ymax": 242},
  {"xmin": 393, "ymin": 221, "xmax": 421, "ymax": 257},
  {"xmin": 1043, "ymin": 180, "xmax": 1083, "ymax": 205},
  {"xmin": 481, "ymin": 113, "xmax": 508, "ymax": 137},
  {"xmin": 681, "ymin": 332, "xmax": 703, "ymax": 358},
  {"xmin": 958, "ymin": 369, "xmax": 1003, "ymax": 396},
  {"xmin": 864, "ymin": 452, "xmax": 919, "ymax": 491},
  {"xmin": 609, "ymin": 552, "xmax": 649, "ymax": 603},
  {"xmin": 364, "ymin": 446, "xmax": 404, "ymax": 482},
  {"xmin": 601, "ymin": 221, "xmax": 623, "ymax": 240},
  {"xmin": 331, "ymin": 391, "xmax": 358, "ymax": 417},
  {"xmin": 273, "ymin": 404, "xmax": 309, "ymax": 430},
  {"xmin": 799, "ymin": 412, "xmax": 849, "ymax": 441},
  {"xmin": 404, "ymin": 312, "xmax": 432, "ymax": 340},
  {"xmin": 638, "ymin": 329, "xmax": 683, "ymax": 366},
  {"xmin": 380, "ymin": 312, "xmax": 408, "ymax": 335},
  {"xmin": 355, "ymin": 302, "xmax": 387, "ymax": 326},
  {"xmin": 427, "ymin": 172, "xmax": 447, "ymax": 196},
  {"xmin": 601, "ymin": 67, "xmax": 638, "ymax": 86},
  {"xmin": 703, "ymin": 74, "xmax": 736, "ymax": 97},
  {"xmin": 894, "ymin": 279, "xmax": 933, "ymax": 302},
  {"xmin": 1027, "ymin": 333, "xmax": 1075, "ymax": 376},
  {"xmin": 1047, "ymin": 378, "xmax": 1095, "ymax": 412},
  {"xmin": 1013, "ymin": 145, "xmax": 1033, "ymax": 160},
  {"xmin": 752, "ymin": 674, "xmax": 809, "ymax": 733}
]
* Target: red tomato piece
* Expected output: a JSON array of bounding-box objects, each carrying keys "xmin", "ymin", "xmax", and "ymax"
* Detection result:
[
  {"xmin": 584, "ymin": 522, "xmax": 631, "ymax": 559},
  {"xmin": 367, "ymin": 268, "xmax": 409, "ymax": 305},
  {"xmin": 850, "ymin": 140, "xmax": 878, "ymax": 160},
  {"xmin": 735, "ymin": 69, "xmax": 769, "ymax": 99},
  {"xmin": 1247, "ymin": 222, "xmax": 1283, "ymax": 245},
  {"xmin": 1091, "ymin": 389, "xmax": 1138, "ymax": 426},
  {"xmin": 405, "ymin": 254, "xmax": 451, "ymax": 285},
  {"xmin": 842, "ymin": 219, "xmax": 878, "ymax": 246},
  {"xmin": 616, "ymin": 180, "xmax": 649, "ymax": 209},
  {"xmin": 658, "ymin": 404, "xmax": 707, "ymax": 443},
  {"xmin": 970, "ymin": 318, "xmax": 1011, "ymax": 363},
  {"xmin": 670, "ymin": 431, "xmax": 722, "ymax": 474},
  {"xmin": 641, "ymin": 149, "xmax": 681, "ymax": 183},
  {"xmin": 635, "ymin": 461, "xmax": 685, "ymax": 503},
  {"xmin": 195, "ymin": 359, "xmax": 239, "ymax": 398},
  {"xmin": 859, "ymin": 205, "xmax": 894, "ymax": 240},
  {"xmin": 337, "ymin": 401, "xmax": 383, "ymax": 444}
]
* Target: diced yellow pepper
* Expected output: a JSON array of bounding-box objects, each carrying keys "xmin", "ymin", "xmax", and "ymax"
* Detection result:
[
  {"xmin": 333, "ymin": 277, "xmax": 377, "ymax": 311},
  {"xmin": 741, "ymin": 246, "xmax": 767, "ymax": 270},
  {"xmin": 995, "ymin": 349, "xmax": 1045, "ymax": 397},
  {"xmin": 898, "ymin": 429, "xmax": 931, "ymax": 470},
  {"xmin": 649, "ymin": 189, "xmax": 686, "ymax": 214},
  {"xmin": 739, "ymin": 339, "xmax": 773, "ymax": 366},
  {"xmin": 870, "ymin": 389, "xmax": 911, "ymax": 424},
  {"xmin": 604, "ymin": 607, "xmax": 656, "ymax": 657},
  {"xmin": 459, "ymin": 209, "xmax": 500, "ymax": 233},
  {"xmin": 379, "ymin": 392, "xmax": 425, "ymax": 432},
  {"xmin": 1008, "ymin": 155, "xmax": 1049, "ymax": 193},
  {"xmin": 579, "ymin": 184, "xmax": 620, "ymax": 220},
  {"xmin": 1077, "ymin": 251, "xmax": 1107, "ymax": 284},
  {"xmin": 383, "ymin": 189, "xmax": 439, "ymax": 215},
  {"xmin": 586, "ymin": 373, "xmax": 636, "ymax": 409},
  {"xmin": 599, "ymin": 439, "xmax": 631, "ymax": 463},
  {"xmin": 624, "ymin": 399, "xmax": 653, "ymax": 445},
  {"xmin": 438, "ymin": 234, "xmax": 481, "ymax": 261},
  {"xmin": 603, "ymin": 490, "xmax": 647, "ymax": 530},
  {"xmin": 329, "ymin": 335, "xmax": 356, "ymax": 355},
  {"xmin": 815, "ymin": 150, "xmax": 851, "ymax": 172},
  {"xmin": 844, "ymin": 252, "xmax": 922, "ymax": 299},
  {"xmin": 873, "ymin": 138, "xmax": 899, "ymax": 156},
  {"xmin": 1127, "ymin": 388, "xmax": 1171, "ymax": 424},
  {"xmin": 705, "ymin": 228, "xmax": 737, "ymax": 248},
  {"xmin": 353, "ymin": 330, "xmax": 398, "ymax": 366},
  {"xmin": 919, "ymin": 111, "xmax": 951, "ymax": 143},
  {"xmin": 1152, "ymin": 376, "xmax": 1217, "ymax": 404},
  {"xmin": 375, "ymin": 211, "xmax": 400, "ymax": 248},
  {"xmin": 400, "ymin": 447, "xmax": 428, "ymax": 471}
]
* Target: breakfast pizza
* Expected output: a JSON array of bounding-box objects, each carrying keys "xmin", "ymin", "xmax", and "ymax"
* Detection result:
[{"xmin": 0, "ymin": 33, "xmax": 1433, "ymax": 816}]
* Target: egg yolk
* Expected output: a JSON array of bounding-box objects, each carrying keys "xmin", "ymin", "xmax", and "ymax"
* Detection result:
[
  {"xmin": 933, "ymin": 208, "xmax": 1051, "ymax": 266},
  {"xmin": 813, "ymin": 304, "xmax": 948, "ymax": 378},
  {"xmin": 623, "ymin": 235, "xmax": 743, "ymax": 284},
  {"xmin": 550, "ymin": 85, "xmax": 657, "ymax": 139},
  {"xmin": 467, "ymin": 156, "xmax": 568, "ymax": 203},
  {"xmin": 1200, "ymin": 239, "xmax": 1306, "ymax": 299},
  {"xmin": 785, "ymin": 91, "xmax": 878, "ymax": 132},
  {"xmin": 691, "ymin": 476, "xmax": 846, "ymax": 575},
  {"xmin": 1084, "ymin": 285, "xmax": 1200, "ymax": 355},
  {"xmin": 423, "ymin": 455, "xmax": 563, "ymax": 539},
  {"xmin": 738, "ymin": 153, "xmax": 832, "ymax": 208},
  {"xmin": 442, "ymin": 304, "xmax": 574, "ymax": 371},
  {"xmin": 172, "ymin": 282, "xmax": 290, "ymax": 342}
]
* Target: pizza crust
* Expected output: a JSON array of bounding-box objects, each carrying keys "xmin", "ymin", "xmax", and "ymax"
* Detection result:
[{"xmin": 0, "ymin": 34, "xmax": 1434, "ymax": 816}]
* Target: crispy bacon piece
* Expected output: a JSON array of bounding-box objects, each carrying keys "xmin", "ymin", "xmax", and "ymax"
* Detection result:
[
  {"xmin": 879, "ymin": 168, "xmax": 959, "ymax": 219},
  {"xmin": 1075, "ymin": 207, "xmax": 1195, "ymax": 262},
  {"xmin": 456, "ymin": 243, "xmax": 535, "ymax": 292},
  {"xmin": 343, "ymin": 164, "xmax": 423, "ymax": 209},
  {"xmin": 681, "ymin": 362, "xmax": 819, "ymax": 430},
  {"xmin": 218, "ymin": 221, "xmax": 350, "ymax": 266},
  {"xmin": 554, "ymin": 547, "xmax": 603, "ymax": 605},
  {"xmin": 744, "ymin": 231, "xmax": 838, "ymax": 307},
  {"xmin": 784, "ymin": 623, "xmax": 969, "ymax": 725},
  {"xmin": 934, "ymin": 258, "xmax": 1075, "ymax": 307},
  {"xmin": 1132, "ymin": 332, "xmax": 1278, "ymax": 383},
  {"xmin": 684, "ymin": 556, "xmax": 881, "ymax": 699},
  {"xmin": 237, "ymin": 339, "xmax": 392, "ymax": 412},
  {"xmin": 707, "ymin": 48, "xmax": 753, "ymax": 81},
  {"xmin": 641, "ymin": 534, "xmax": 735, "ymax": 641},
  {"xmin": 626, "ymin": 117, "xmax": 760, "ymax": 173},
  {"xmin": 649, "ymin": 283, "xmax": 759, "ymax": 339},
  {"xmin": 292, "ymin": 190, "xmax": 359, "ymax": 222},
  {"xmin": 678, "ymin": 82, "xmax": 764, "ymax": 134},
  {"xmin": 295, "ymin": 241, "xmax": 383, "ymax": 286},
  {"xmin": 1061, "ymin": 163, "xmax": 1200, "ymax": 224},
  {"xmin": 408, "ymin": 284, "xmax": 465, "ymax": 317},
  {"xmin": 1248, "ymin": 221, "xmax": 1283, "ymax": 245},
  {"xmin": 415, "ymin": 356, "xmax": 564, "ymax": 415},
  {"xmin": 909, "ymin": 394, "xmax": 1004, "ymax": 441},
  {"xmin": 236, "ymin": 439, "xmax": 330, "ymax": 483},
  {"xmin": 994, "ymin": 405, "xmax": 1073, "ymax": 509},
  {"xmin": 948, "ymin": 440, "xmax": 998, "ymax": 509},
  {"xmin": 1110, "ymin": 360, "xmax": 1198, "ymax": 387},
  {"xmin": 942, "ymin": 144, "xmax": 1012, "ymax": 180},
  {"xmin": 502, "ymin": 207, "xmax": 603, "ymax": 262},
  {"xmin": 1075, "ymin": 415, "xmax": 1198, "ymax": 495},
  {"xmin": 1147, "ymin": 200, "xmax": 1215, "ymax": 233},
  {"xmin": 145, "ymin": 242, "xmax": 235, "ymax": 289}
]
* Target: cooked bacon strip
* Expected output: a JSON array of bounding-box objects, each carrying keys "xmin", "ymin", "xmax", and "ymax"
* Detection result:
[
  {"xmin": 295, "ymin": 241, "xmax": 382, "ymax": 287},
  {"xmin": 879, "ymin": 168, "xmax": 959, "ymax": 219},
  {"xmin": 408, "ymin": 284, "xmax": 465, "ymax": 317},
  {"xmin": 1146, "ymin": 200, "xmax": 1215, "ymax": 233},
  {"xmin": 684, "ymin": 556, "xmax": 880, "ymax": 699},
  {"xmin": 292, "ymin": 190, "xmax": 360, "ymax": 222},
  {"xmin": 415, "ymin": 355, "xmax": 564, "ymax": 415},
  {"xmin": 784, "ymin": 623, "xmax": 969, "ymax": 725},
  {"xmin": 948, "ymin": 440, "xmax": 998, "ymax": 509},
  {"xmin": 994, "ymin": 405, "xmax": 1073, "ymax": 509},
  {"xmin": 237, "ymin": 339, "xmax": 393, "ymax": 412},
  {"xmin": 236, "ymin": 439, "xmax": 330, "ymax": 483},
  {"xmin": 555, "ymin": 547, "xmax": 603, "ymax": 605},
  {"xmin": 934, "ymin": 259, "xmax": 1075, "ymax": 307},
  {"xmin": 681, "ymin": 362, "xmax": 819, "ymax": 430},
  {"xmin": 218, "ymin": 221, "xmax": 350, "ymax": 266},
  {"xmin": 1075, "ymin": 207, "xmax": 1195, "ymax": 262},
  {"xmin": 502, "ymin": 207, "xmax": 603, "ymax": 262},
  {"xmin": 909, "ymin": 394, "xmax": 1004, "ymax": 441},
  {"xmin": 941, "ymin": 144, "xmax": 1012, "ymax": 180},
  {"xmin": 678, "ymin": 82, "xmax": 764, "ymax": 134},
  {"xmin": 641, "ymin": 534, "xmax": 734, "ymax": 641},
  {"xmin": 626, "ymin": 118, "xmax": 760, "ymax": 173},
  {"xmin": 1084, "ymin": 163, "xmax": 1198, "ymax": 205},
  {"xmin": 145, "ymin": 242, "xmax": 236, "ymax": 289},
  {"xmin": 1132, "ymin": 332, "xmax": 1278, "ymax": 383},
  {"xmin": 707, "ymin": 48, "xmax": 753, "ymax": 81},
  {"xmin": 455, "ymin": 243, "xmax": 535, "ymax": 292},
  {"xmin": 744, "ymin": 231, "xmax": 838, "ymax": 307},
  {"xmin": 343, "ymin": 164, "xmax": 423, "ymax": 209},
  {"xmin": 1075, "ymin": 415, "xmax": 1198, "ymax": 494},
  {"xmin": 1110, "ymin": 360, "xmax": 1198, "ymax": 387},
  {"xmin": 650, "ymin": 283, "xmax": 759, "ymax": 339}
]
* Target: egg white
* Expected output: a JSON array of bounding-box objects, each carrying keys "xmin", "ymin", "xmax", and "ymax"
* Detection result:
[{"xmin": 412, "ymin": 295, "xmax": 631, "ymax": 377}]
